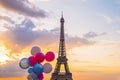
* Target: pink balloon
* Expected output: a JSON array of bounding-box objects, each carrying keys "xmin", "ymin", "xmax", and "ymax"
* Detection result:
[
  {"xmin": 45, "ymin": 51, "xmax": 55, "ymax": 62},
  {"xmin": 35, "ymin": 52, "xmax": 45, "ymax": 63},
  {"xmin": 29, "ymin": 56, "xmax": 37, "ymax": 66},
  {"xmin": 37, "ymin": 73, "xmax": 43, "ymax": 80}
]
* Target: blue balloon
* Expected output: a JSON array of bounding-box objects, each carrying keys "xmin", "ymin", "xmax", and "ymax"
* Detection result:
[
  {"xmin": 28, "ymin": 68, "xmax": 33, "ymax": 73},
  {"xmin": 33, "ymin": 77, "xmax": 39, "ymax": 80},
  {"xmin": 19, "ymin": 58, "xmax": 30, "ymax": 69},
  {"xmin": 33, "ymin": 64, "xmax": 44, "ymax": 74}
]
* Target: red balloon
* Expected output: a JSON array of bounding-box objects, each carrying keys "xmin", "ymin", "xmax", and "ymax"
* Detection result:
[
  {"xmin": 28, "ymin": 56, "xmax": 37, "ymax": 66},
  {"xmin": 37, "ymin": 73, "xmax": 43, "ymax": 79},
  {"xmin": 39, "ymin": 78, "xmax": 43, "ymax": 80},
  {"xmin": 35, "ymin": 52, "xmax": 45, "ymax": 63},
  {"xmin": 45, "ymin": 51, "xmax": 55, "ymax": 62}
]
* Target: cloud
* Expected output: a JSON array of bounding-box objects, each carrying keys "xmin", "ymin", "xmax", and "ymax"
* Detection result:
[
  {"xmin": 0, "ymin": 18, "xmax": 94, "ymax": 56},
  {"xmin": 116, "ymin": 30, "xmax": 120, "ymax": 34},
  {"xmin": 0, "ymin": 16, "xmax": 14, "ymax": 24},
  {"xmin": 83, "ymin": 31, "xmax": 106, "ymax": 39},
  {"xmin": 73, "ymin": 70, "xmax": 120, "ymax": 80},
  {"xmin": 0, "ymin": 18, "xmax": 96, "ymax": 77},
  {"xmin": 81, "ymin": 0, "xmax": 88, "ymax": 2},
  {"xmin": 38, "ymin": 0, "xmax": 50, "ymax": 2},
  {"xmin": 1, "ymin": 18, "xmax": 40, "ymax": 53},
  {"xmin": 0, "ymin": 60, "xmax": 120, "ymax": 79},
  {"xmin": 28, "ymin": 0, "xmax": 50, "ymax": 3},
  {"xmin": 0, "ymin": 60, "xmax": 27, "ymax": 77},
  {"xmin": 0, "ymin": 0, "xmax": 47, "ymax": 18},
  {"xmin": 100, "ymin": 14, "xmax": 113, "ymax": 24}
]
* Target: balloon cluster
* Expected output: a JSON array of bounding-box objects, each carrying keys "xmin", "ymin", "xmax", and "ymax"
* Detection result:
[{"xmin": 19, "ymin": 46, "xmax": 55, "ymax": 80}]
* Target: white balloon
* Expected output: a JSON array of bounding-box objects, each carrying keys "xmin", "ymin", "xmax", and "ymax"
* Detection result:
[
  {"xmin": 31, "ymin": 46, "xmax": 41, "ymax": 55},
  {"xmin": 43, "ymin": 63, "xmax": 52, "ymax": 73},
  {"xmin": 27, "ymin": 73, "xmax": 37, "ymax": 80},
  {"xmin": 30, "ymin": 73, "xmax": 37, "ymax": 78},
  {"xmin": 19, "ymin": 58, "xmax": 29, "ymax": 69},
  {"xmin": 27, "ymin": 74, "xmax": 32, "ymax": 80}
]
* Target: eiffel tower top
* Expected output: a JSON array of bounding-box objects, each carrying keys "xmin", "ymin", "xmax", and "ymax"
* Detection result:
[
  {"xmin": 60, "ymin": 11, "xmax": 64, "ymax": 22},
  {"xmin": 59, "ymin": 12, "xmax": 66, "ymax": 57}
]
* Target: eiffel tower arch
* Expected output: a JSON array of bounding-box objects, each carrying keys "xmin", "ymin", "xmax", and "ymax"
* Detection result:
[{"xmin": 50, "ymin": 13, "xmax": 73, "ymax": 80}]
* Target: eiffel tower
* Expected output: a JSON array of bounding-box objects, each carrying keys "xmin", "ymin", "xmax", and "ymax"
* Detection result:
[{"xmin": 50, "ymin": 13, "xmax": 73, "ymax": 80}]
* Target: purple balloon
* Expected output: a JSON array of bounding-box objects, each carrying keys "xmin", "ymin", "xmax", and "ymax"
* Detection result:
[{"xmin": 45, "ymin": 51, "xmax": 55, "ymax": 62}]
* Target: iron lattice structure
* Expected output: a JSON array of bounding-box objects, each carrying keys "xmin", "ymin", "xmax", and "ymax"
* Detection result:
[{"xmin": 50, "ymin": 14, "xmax": 73, "ymax": 80}]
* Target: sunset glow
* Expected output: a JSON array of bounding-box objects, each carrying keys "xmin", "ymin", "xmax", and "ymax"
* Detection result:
[{"xmin": 0, "ymin": 0, "xmax": 120, "ymax": 80}]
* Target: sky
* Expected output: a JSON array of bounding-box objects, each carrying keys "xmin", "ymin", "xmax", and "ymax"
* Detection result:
[{"xmin": 0, "ymin": 0, "xmax": 120, "ymax": 80}]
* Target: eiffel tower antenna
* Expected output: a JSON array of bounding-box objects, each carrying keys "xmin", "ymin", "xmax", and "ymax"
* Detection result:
[
  {"xmin": 50, "ymin": 13, "xmax": 73, "ymax": 80},
  {"xmin": 61, "ymin": 11, "xmax": 63, "ymax": 18}
]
